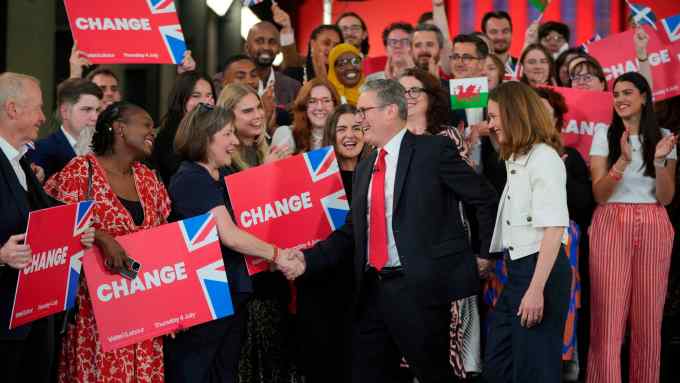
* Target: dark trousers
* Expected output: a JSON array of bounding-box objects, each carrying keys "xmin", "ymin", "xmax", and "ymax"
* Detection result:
[
  {"xmin": 351, "ymin": 269, "xmax": 459, "ymax": 383},
  {"xmin": 0, "ymin": 317, "xmax": 54, "ymax": 383},
  {"xmin": 164, "ymin": 293, "xmax": 250, "ymax": 383},
  {"xmin": 483, "ymin": 248, "xmax": 571, "ymax": 383}
]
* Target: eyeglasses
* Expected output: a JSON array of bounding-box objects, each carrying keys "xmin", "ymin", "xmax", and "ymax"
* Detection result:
[
  {"xmin": 404, "ymin": 87, "xmax": 425, "ymax": 99},
  {"xmin": 340, "ymin": 25, "xmax": 363, "ymax": 34},
  {"xmin": 356, "ymin": 105, "xmax": 388, "ymax": 121},
  {"xmin": 450, "ymin": 54, "xmax": 480, "ymax": 64},
  {"xmin": 386, "ymin": 38, "xmax": 411, "ymax": 48},
  {"xmin": 570, "ymin": 73, "xmax": 595, "ymax": 83},
  {"xmin": 541, "ymin": 35, "xmax": 566, "ymax": 43},
  {"xmin": 335, "ymin": 56, "xmax": 362, "ymax": 68},
  {"xmin": 307, "ymin": 98, "xmax": 334, "ymax": 107}
]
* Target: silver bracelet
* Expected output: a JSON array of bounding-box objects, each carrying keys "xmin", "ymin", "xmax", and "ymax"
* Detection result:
[{"xmin": 654, "ymin": 158, "xmax": 666, "ymax": 168}]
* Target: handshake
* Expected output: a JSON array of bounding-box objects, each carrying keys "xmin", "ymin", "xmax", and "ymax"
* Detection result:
[{"xmin": 272, "ymin": 248, "xmax": 306, "ymax": 280}]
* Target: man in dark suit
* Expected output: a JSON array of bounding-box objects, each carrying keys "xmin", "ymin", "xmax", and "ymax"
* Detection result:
[
  {"xmin": 0, "ymin": 72, "xmax": 59, "ymax": 382},
  {"xmin": 282, "ymin": 79, "xmax": 498, "ymax": 382},
  {"xmin": 244, "ymin": 21, "xmax": 301, "ymax": 128},
  {"xmin": 28, "ymin": 78, "xmax": 102, "ymax": 180}
]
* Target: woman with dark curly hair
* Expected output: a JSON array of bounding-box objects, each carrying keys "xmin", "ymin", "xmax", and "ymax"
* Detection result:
[{"xmin": 397, "ymin": 67, "xmax": 449, "ymax": 135}]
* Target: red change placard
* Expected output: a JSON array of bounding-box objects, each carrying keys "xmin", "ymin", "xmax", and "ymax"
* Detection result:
[
  {"xmin": 64, "ymin": 0, "xmax": 186, "ymax": 64},
  {"xmin": 225, "ymin": 147, "xmax": 350, "ymax": 275},
  {"xmin": 553, "ymin": 86, "xmax": 613, "ymax": 161},
  {"xmin": 10, "ymin": 201, "xmax": 93, "ymax": 329},
  {"xmin": 586, "ymin": 23, "xmax": 680, "ymax": 101},
  {"xmin": 83, "ymin": 213, "xmax": 232, "ymax": 352}
]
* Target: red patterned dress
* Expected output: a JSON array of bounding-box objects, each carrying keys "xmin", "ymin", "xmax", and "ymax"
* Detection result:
[{"xmin": 44, "ymin": 154, "xmax": 170, "ymax": 383}]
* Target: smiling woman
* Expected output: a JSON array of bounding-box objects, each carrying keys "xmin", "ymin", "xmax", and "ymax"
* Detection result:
[{"xmin": 327, "ymin": 43, "xmax": 365, "ymax": 105}]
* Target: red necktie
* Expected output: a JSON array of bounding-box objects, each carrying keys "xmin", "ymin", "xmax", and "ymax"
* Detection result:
[{"xmin": 369, "ymin": 148, "xmax": 388, "ymax": 271}]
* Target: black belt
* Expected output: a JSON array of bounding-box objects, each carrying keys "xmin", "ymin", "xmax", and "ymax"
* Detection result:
[{"xmin": 366, "ymin": 266, "xmax": 404, "ymax": 280}]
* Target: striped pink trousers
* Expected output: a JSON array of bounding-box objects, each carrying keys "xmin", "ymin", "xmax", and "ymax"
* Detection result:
[{"xmin": 587, "ymin": 203, "xmax": 673, "ymax": 383}]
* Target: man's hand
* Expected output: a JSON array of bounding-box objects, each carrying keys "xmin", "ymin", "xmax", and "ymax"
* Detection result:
[
  {"xmin": 69, "ymin": 42, "xmax": 92, "ymax": 79},
  {"xmin": 0, "ymin": 234, "xmax": 31, "ymax": 269},
  {"xmin": 31, "ymin": 163, "xmax": 45, "ymax": 184},
  {"xmin": 177, "ymin": 50, "xmax": 196, "ymax": 74},
  {"xmin": 272, "ymin": 3, "xmax": 293, "ymax": 33},
  {"xmin": 274, "ymin": 249, "xmax": 306, "ymax": 280}
]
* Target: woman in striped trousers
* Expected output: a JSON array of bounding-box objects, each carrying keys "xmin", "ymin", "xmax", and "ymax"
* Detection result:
[{"xmin": 588, "ymin": 72, "xmax": 677, "ymax": 383}]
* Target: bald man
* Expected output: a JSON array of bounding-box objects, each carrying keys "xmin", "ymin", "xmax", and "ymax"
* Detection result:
[{"xmin": 244, "ymin": 21, "xmax": 300, "ymax": 127}]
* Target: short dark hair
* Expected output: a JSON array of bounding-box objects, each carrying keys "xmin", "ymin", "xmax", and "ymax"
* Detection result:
[
  {"xmin": 86, "ymin": 67, "xmax": 119, "ymax": 83},
  {"xmin": 481, "ymin": 11, "xmax": 513, "ymax": 33},
  {"xmin": 382, "ymin": 22, "xmax": 414, "ymax": 47},
  {"xmin": 92, "ymin": 101, "xmax": 143, "ymax": 155},
  {"xmin": 569, "ymin": 55, "xmax": 608, "ymax": 91},
  {"xmin": 335, "ymin": 12, "xmax": 370, "ymax": 55},
  {"xmin": 452, "ymin": 34, "xmax": 489, "ymax": 59},
  {"xmin": 56, "ymin": 78, "xmax": 103, "ymax": 107},
  {"xmin": 414, "ymin": 23, "xmax": 444, "ymax": 49},
  {"xmin": 539, "ymin": 21, "xmax": 570, "ymax": 42},
  {"xmin": 174, "ymin": 105, "xmax": 235, "ymax": 162},
  {"xmin": 311, "ymin": 24, "xmax": 343, "ymax": 43},
  {"xmin": 220, "ymin": 54, "xmax": 255, "ymax": 74},
  {"xmin": 554, "ymin": 47, "xmax": 585, "ymax": 86},
  {"xmin": 417, "ymin": 12, "xmax": 433, "ymax": 26}
]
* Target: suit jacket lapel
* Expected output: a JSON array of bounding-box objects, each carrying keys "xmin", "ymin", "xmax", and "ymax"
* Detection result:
[
  {"xmin": 56, "ymin": 129, "xmax": 76, "ymax": 158},
  {"xmin": 393, "ymin": 131, "xmax": 414, "ymax": 214},
  {"xmin": 0, "ymin": 150, "xmax": 29, "ymax": 221}
]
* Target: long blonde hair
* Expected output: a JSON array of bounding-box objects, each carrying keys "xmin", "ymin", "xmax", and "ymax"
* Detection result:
[
  {"xmin": 489, "ymin": 81, "xmax": 562, "ymax": 160},
  {"xmin": 216, "ymin": 83, "xmax": 269, "ymax": 170}
]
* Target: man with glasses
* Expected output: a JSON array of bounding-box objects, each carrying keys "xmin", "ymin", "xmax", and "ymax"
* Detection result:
[
  {"xmin": 481, "ymin": 11, "xmax": 518, "ymax": 79},
  {"xmin": 336, "ymin": 12, "xmax": 370, "ymax": 56},
  {"xmin": 366, "ymin": 22, "xmax": 415, "ymax": 81},
  {"xmin": 282, "ymin": 79, "xmax": 497, "ymax": 382},
  {"xmin": 538, "ymin": 21, "xmax": 571, "ymax": 58}
]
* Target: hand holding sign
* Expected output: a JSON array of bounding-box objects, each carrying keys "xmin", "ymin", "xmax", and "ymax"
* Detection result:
[
  {"xmin": 634, "ymin": 26, "xmax": 650, "ymax": 58},
  {"xmin": 69, "ymin": 42, "xmax": 93, "ymax": 79},
  {"xmin": 0, "ymin": 234, "xmax": 31, "ymax": 269}
]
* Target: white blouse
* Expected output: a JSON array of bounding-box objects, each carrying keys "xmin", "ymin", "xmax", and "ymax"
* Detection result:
[{"xmin": 590, "ymin": 127, "xmax": 677, "ymax": 204}]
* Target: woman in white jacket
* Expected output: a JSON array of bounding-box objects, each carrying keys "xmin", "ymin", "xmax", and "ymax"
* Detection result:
[{"xmin": 482, "ymin": 81, "xmax": 572, "ymax": 382}]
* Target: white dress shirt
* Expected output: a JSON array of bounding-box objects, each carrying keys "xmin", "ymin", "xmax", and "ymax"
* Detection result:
[
  {"xmin": 258, "ymin": 67, "xmax": 276, "ymax": 96},
  {"xmin": 61, "ymin": 125, "xmax": 78, "ymax": 151},
  {"xmin": 489, "ymin": 143, "xmax": 569, "ymax": 260},
  {"xmin": 0, "ymin": 135, "xmax": 28, "ymax": 191},
  {"xmin": 367, "ymin": 128, "xmax": 407, "ymax": 267}
]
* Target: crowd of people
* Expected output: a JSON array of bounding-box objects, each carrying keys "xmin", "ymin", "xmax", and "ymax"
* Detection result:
[{"xmin": 1, "ymin": 1, "xmax": 679, "ymax": 382}]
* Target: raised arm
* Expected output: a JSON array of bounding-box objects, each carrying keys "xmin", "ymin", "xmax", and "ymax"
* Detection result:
[
  {"xmin": 633, "ymin": 26, "xmax": 653, "ymax": 93},
  {"xmin": 432, "ymin": 0, "xmax": 452, "ymax": 76},
  {"xmin": 272, "ymin": 3, "xmax": 305, "ymax": 69}
]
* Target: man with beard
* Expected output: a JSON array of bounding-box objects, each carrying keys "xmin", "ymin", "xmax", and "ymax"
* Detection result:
[
  {"xmin": 411, "ymin": 23, "xmax": 452, "ymax": 80},
  {"xmin": 336, "ymin": 12, "xmax": 370, "ymax": 56},
  {"xmin": 481, "ymin": 11, "xmax": 518, "ymax": 79},
  {"xmin": 245, "ymin": 21, "xmax": 301, "ymax": 127},
  {"xmin": 28, "ymin": 78, "xmax": 102, "ymax": 180}
]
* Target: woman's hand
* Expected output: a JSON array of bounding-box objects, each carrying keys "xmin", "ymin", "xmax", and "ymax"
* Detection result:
[
  {"xmin": 655, "ymin": 134, "xmax": 677, "ymax": 160},
  {"xmin": 633, "ymin": 26, "xmax": 649, "ymax": 60},
  {"xmin": 69, "ymin": 42, "xmax": 92, "ymax": 79},
  {"xmin": 177, "ymin": 50, "xmax": 196, "ymax": 74},
  {"xmin": 97, "ymin": 232, "xmax": 130, "ymax": 273},
  {"xmin": 517, "ymin": 285, "xmax": 544, "ymax": 328},
  {"xmin": 80, "ymin": 227, "xmax": 95, "ymax": 248},
  {"xmin": 524, "ymin": 21, "xmax": 539, "ymax": 46},
  {"xmin": 264, "ymin": 145, "xmax": 290, "ymax": 164},
  {"xmin": 620, "ymin": 128, "xmax": 633, "ymax": 163}
]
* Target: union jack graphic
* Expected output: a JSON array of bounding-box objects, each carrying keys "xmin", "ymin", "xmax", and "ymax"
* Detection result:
[
  {"xmin": 580, "ymin": 33, "xmax": 602, "ymax": 52},
  {"xmin": 303, "ymin": 146, "xmax": 340, "ymax": 183},
  {"xmin": 627, "ymin": 1, "xmax": 658, "ymax": 29},
  {"xmin": 73, "ymin": 200, "xmax": 94, "ymax": 236},
  {"xmin": 320, "ymin": 189, "xmax": 350, "ymax": 231},
  {"xmin": 64, "ymin": 251, "xmax": 84, "ymax": 310},
  {"xmin": 661, "ymin": 13, "xmax": 680, "ymax": 43},
  {"xmin": 179, "ymin": 213, "xmax": 219, "ymax": 252},
  {"xmin": 158, "ymin": 24, "xmax": 186, "ymax": 64},
  {"xmin": 196, "ymin": 260, "xmax": 233, "ymax": 319},
  {"xmin": 146, "ymin": 0, "xmax": 176, "ymax": 14}
]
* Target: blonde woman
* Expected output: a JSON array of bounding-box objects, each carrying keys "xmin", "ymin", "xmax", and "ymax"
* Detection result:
[{"xmin": 216, "ymin": 83, "xmax": 286, "ymax": 170}]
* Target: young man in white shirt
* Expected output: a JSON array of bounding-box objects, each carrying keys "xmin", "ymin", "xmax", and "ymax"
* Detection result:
[{"xmin": 29, "ymin": 78, "xmax": 102, "ymax": 180}]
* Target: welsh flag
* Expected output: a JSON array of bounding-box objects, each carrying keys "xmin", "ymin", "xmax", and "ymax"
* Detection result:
[
  {"xmin": 450, "ymin": 77, "xmax": 489, "ymax": 110},
  {"xmin": 529, "ymin": 0, "xmax": 550, "ymax": 12}
]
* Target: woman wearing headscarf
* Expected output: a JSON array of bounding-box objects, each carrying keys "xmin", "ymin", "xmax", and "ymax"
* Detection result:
[{"xmin": 326, "ymin": 43, "xmax": 365, "ymax": 106}]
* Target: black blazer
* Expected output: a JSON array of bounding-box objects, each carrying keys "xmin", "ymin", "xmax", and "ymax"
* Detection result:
[
  {"xmin": 28, "ymin": 129, "xmax": 77, "ymax": 181},
  {"xmin": 303, "ymin": 131, "xmax": 499, "ymax": 307},
  {"xmin": 0, "ymin": 153, "xmax": 56, "ymax": 339}
]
